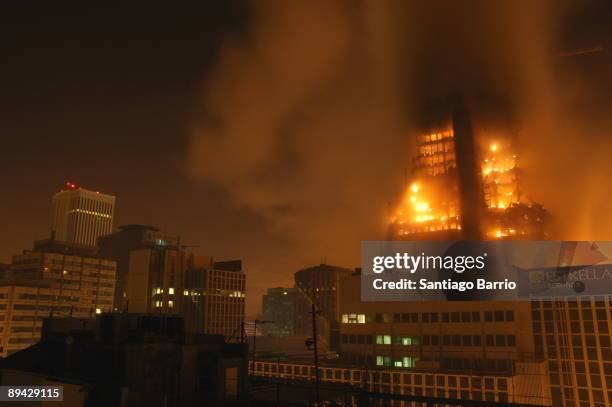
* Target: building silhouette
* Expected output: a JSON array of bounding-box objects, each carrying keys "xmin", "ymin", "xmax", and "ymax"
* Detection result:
[
  {"xmin": 0, "ymin": 313, "xmax": 248, "ymax": 406},
  {"xmin": 261, "ymin": 287, "xmax": 297, "ymax": 337},
  {"xmin": 294, "ymin": 264, "xmax": 353, "ymax": 352}
]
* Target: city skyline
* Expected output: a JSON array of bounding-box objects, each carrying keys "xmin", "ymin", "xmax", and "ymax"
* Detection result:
[
  {"xmin": 1, "ymin": 2, "xmax": 612, "ymax": 406},
  {"xmin": 2, "ymin": 1, "xmax": 612, "ymax": 320}
]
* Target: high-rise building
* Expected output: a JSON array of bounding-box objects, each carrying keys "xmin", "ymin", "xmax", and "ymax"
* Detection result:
[
  {"xmin": 98, "ymin": 224, "xmax": 179, "ymax": 311},
  {"xmin": 380, "ymin": 112, "xmax": 607, "ymax": 406},
  {"xmin": 0, "ymin": 242, "xmax": 116, "ymax": 356},
  {"xmin": 261, "ymin": 287, "xmax": 297, "ymax": 337},
  {"xmin": 50, "ymin": 183, "xmax": 115, "ymax": 247},
  {"xmin": 388, "ymin": 126, "xmax": 550, "ymax": 240}
]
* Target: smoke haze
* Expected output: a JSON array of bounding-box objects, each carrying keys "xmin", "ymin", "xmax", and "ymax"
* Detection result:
[{"xmin": 188, "ymin": 0, "xmax": 612, "ymax": 310}]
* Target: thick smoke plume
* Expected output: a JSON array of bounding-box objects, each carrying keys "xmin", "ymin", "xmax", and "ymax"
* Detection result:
[
  {"xmin": 189, "ymin": 0, "xmax": 409, "ymax": 273},
  {"xmin": 189, "ymin": 0, "xmax": 612, "ymax": 307}
]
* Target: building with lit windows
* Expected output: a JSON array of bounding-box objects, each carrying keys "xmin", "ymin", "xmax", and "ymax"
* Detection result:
[
  {"xmin": 98, "ymin": 224, "xmax": 179, "ymax": 312},
  {"xmin": 199, "ymin": 260, "xmax": 246, "ymax": 341},
  {"xmin": 0, "ymin": 243, "xmax": 116, "ymax": 356},
  {"xmin": 261, "ymin": 287, "xmax": 297, "ymax": 337},
  {"xmin": 336, "ymin": 267, "xmax": 612, "ymax": 406},
  {"xmin": 388, "ymin": 126, "xmax": 550, "ymax": 240},
  {"xmin": 50, "ymin": 183, "xmax": 115, "ymax": 247},
  {"xmin": 125, "ymin": 248, "xmax": 245, "ymax": 341},
  {"xmin": 126, "ymin": 245, "xmax": 184, "ymax": 315}
]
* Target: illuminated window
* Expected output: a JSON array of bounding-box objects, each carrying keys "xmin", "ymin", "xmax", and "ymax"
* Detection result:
[
  {"xmin": 401, "ymin": 336, "xmax": 416, "ymax": 346},
  {"xmin": 376, "ymin": 356, "xmax": 384, "ymax": 366},
  {"xmin": 95, "ymin": 308, "xmax": 101, "ymax": 314},
  {"xmin": 403, "ymin": 357, "xmax": 418, "ymax": 368},
  {"xmin": 376, "ymin": 335, "xmax": 392, "ymax": 345},
  {"xmin": 168, "ymin": 300, "xmax": 174, "ymax": 308},
  {"xmin": 168, "ymin": 287, "xmax": 174, "ymax": 295}
]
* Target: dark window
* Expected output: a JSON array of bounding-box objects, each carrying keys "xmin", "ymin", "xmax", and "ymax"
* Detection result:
[{"xmin": 495, "ymin": 335, "xmax": 506, "ymax": 346}]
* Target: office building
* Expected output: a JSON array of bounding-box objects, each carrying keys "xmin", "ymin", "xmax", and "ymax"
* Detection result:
[
  {"xmin": 261, "ymin": 287, "xmax": 297, "ymax": 337},
  {"xmin": 123, "ymin": 245, "xmax": 245, "ymax": 341},
  {"xmin": 197, "ymin": 260, "xmax": 246, "ymax": 341},
  {"xmin": 50, "ymin": 183, "xmax": 115, "ymax": 247},
  {"xmin": 98, "ymin": 224, "xmax": 179, "ymax": 311},
  {"xmin": 388, "ymin": 126, "xmax": 550, "ymax": 240},
  {"xmin": 0, "ymin": 243, "xmax": 116, "ymax": 356}
]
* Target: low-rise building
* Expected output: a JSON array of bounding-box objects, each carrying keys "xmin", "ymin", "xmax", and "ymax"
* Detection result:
[{"xmin": 0, "ymin": 313, "xmax": 248, "ymax": 407}]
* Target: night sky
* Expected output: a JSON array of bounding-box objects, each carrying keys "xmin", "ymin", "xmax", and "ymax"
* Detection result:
[{"xmin": 2, "ymin": 1, "xmax": 612, "ymax": 315}]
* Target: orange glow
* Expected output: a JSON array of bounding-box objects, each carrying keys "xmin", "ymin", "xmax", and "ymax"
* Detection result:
[{"xmin": 390, "ymin": 128, "xmax": 543, "ymax": 239}]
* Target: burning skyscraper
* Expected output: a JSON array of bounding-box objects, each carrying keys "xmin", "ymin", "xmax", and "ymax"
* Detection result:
[{"xmin": 389, "ymin": 107, "xmax": 551, "ymax": 241}]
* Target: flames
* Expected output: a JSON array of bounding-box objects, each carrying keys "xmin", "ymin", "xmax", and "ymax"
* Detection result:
[
  {"xmin": 391, "ymin": 128, "xmax": 548, "ymax": 239},
  {"xmin": 481, "ymin": 138, "xmax": 520, "ymax": 211}
]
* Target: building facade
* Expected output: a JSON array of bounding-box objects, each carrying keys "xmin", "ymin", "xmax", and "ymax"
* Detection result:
[
  {"xmin": 251, "ymin": 358, "xmax": 550, "ymax": 406},
  {"xmin": 124, "ymin": 248, "xmax": 245, "ymax": 341},
  {"xmin": 199, "ymin": 260, "xmax": 246, "ymax": 341},
  {"xmin": 294, "ymin": 264, "xmax": 354, "ymax": 352},
  {"xmin": 98, "ymin": 224, "xmax": 179, "ymax": 312},
  {"xmin": 51, "ymin": 183, "xmax": 115, "ymax": 247},
  {"xmin": 337, "ymin": 269, "xmax": 611, "ymax": 407},
  {"xmin": 261, "ymin": 287, "xmax": 297, "ymax": 337},
  {"xmin": 0, "ymin": 248, "xmax": 116, "ymax": 356}
]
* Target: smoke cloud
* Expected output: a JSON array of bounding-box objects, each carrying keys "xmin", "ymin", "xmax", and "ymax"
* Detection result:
[
  {"xmin": 188, "ymin": 0, "xmax": 612, "ymax": 308},
  {"xmin": 188, "ymin": 0, "xmax": 409, "ymax": 272}
]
